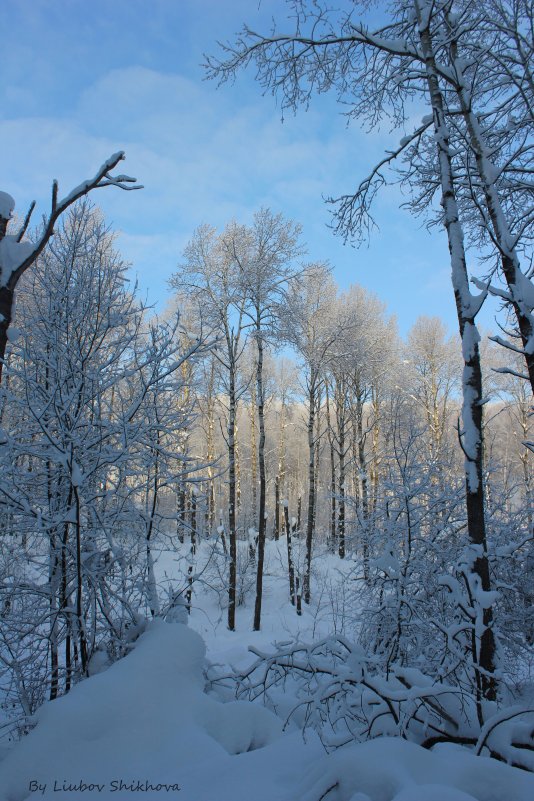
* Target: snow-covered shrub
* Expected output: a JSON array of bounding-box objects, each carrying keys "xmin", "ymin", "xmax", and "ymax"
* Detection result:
[
  {"xmin": 213, "ymin": 634, "xmax": 534, "ymax": 771},
  {"xmin": 0, "ymin": 201, "xmax": 212, "ymax": 735}
]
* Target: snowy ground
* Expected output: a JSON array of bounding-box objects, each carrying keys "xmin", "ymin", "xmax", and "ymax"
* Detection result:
[
  {"xmin": 1, "ymin": 538, "xmax": 533, "ymax": 801},
  {"xmin": 182, "ymin": 539, "xmax": 355, "ymax": 674}
]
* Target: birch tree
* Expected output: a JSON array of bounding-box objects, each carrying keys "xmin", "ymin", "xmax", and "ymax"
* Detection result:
[
  {"xmin": 172, "ymin": 224, "xmax": 248, "ymax": 631},
  {"xmin": 222, "ymin": 209, "xmax": 303, "ymax": 630},
  {"xmin": 279, "ymin": 263, "xmax": 340, "ymax": 603},
  {"xmin": 205, "ymin": 0, "xmax": 500, "ymax": 700},
  {"xmin": 439, "ymin": 0, "xmax": 534, "ymax": 391},
  {"xmin": 406, "ymin": 316, "xmax": 458, "ymax": 464},
  {"xmin": 328, "ymin": 286, "xmax": 396, "ymax": 568}
]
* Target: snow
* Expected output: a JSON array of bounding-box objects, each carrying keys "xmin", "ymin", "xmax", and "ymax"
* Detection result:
[
  {"xmin": 70, "ymin": 460, "xmax": 84, "ymax": 487},
  {"xmin": 0, "ymin": 192, "xmax": 15, "ymax": 219},
  {"xmin": 0, "ymin": 619, "xmax": 318, "ymax": 801},
  {"xmin": 297, "ymin": 738, "xmax": 534, "ymax": 801},
  {"xmin": 0, "ymin": 236, "xmax": 35, "ymax": 286},
  {"xmin": 473, "ymin": 587, "xmax": 500, "ymax": 610},
  {"xmin": 1, "ymin": 540, "xmax": 533, "ymax": 801},
  {"xmin": 393, "ymin": 785, "xmax": 477, "ymax": 801},
  {"xmin": 5, "ymin": 327, "xmax": 21, "ymax": 343},
  {"xmin": 461, "ymin": 322, "xmax": 480, "ymax": 363},
  {"xmin": 57, "ymin": 152, "xmax": 125, "ymax": 208},
  {"xmin": 513, "ymin": 269, "xmax": 534, "ymax": 313}
]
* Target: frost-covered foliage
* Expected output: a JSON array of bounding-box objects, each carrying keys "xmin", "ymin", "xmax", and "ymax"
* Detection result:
[
  {"xmin": 204, "ymin": 0, "xmax": 534, "ymax": 726},
  {"xmin": 0, "ymin": 202, "xmax": 212, "ymax": 736},
  {"xmin": 206, "ymin": 0, "xmax": 534, "ymax": 387},
  {"xmin": 214, "ymin": 633, "xmax": 534, "ymax": 771},
  {"xmin": 0, "ymin": 152, "xmax": 141, "ymax": 388},
  {"xmin": 207, "ymin": 383, "xmax": 534, "ymax": 773}
]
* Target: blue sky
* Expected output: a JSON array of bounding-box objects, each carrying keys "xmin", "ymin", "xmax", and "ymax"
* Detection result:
[{"xmin": 1, "ymin": 0, "xmax": 498, "ymax": 337}]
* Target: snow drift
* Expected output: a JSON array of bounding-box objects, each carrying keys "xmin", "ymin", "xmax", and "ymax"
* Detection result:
[{"xmin": 0, "ymin": 620, "xmax": 533, "ymax": 801}]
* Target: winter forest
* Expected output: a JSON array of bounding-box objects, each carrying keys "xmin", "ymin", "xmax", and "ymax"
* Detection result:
[{"xmin": 0, "ymin": 1, "xmax": 534, "ymax": 800}]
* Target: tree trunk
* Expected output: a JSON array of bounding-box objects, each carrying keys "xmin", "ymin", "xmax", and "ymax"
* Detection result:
[
  {"xmin": 355, "ymin": 386, "xmax": 370, "ymax": 581},
  {"xmin": 0, "ymin": 285, "xmax": 14, "ymax": 384},
  {"xmin": 249, "ymin": 378, "xmax": 258, "ymax": 521},
  {"xmin": 49, "ymin": 533, "xmax": 60, "ymax": 701},
  {"xmin": 336, "ymin": 377, "xmax": 347, "ymax": 559},
  {"xmin": 274, "ymin": 475, "xmax": 280, "ymax": 541},
  {"xmin": 275, "ymin": 395, "xmax": 287, "ymax": 540},
  {"xmin": 325, "ymin": 381, "xmax": 337, "ymax": 552},
  {"xmin": 60, "ymin": 483, "xmax": 73, "ymax": 693},
  {"xmin": 73, "ymin": 484, "xmax": 88, "ymax": 676},
  {"xmin": 235, "ymin": 425, "xmax": 242, "ymax": 514},
  {"xmin": 417, "ymin": 0, "xmax": 496, "ymax": 704},
  {"xmin": 313, "ymin": 386, "xmax": 322, "ymax": 509},
  {"xmin": 447, "ymin": 21, "xmax": 534, "ymax": 396},
  {"xmin": 227, "ymin": 367, "xmax": 237, "ymax": 631},
  {"xmin": 284, "ymin": 503, "xmax": 296, "ymax": 605},
  {"xmin": 186, "ymin": 489, "xmax": 197, "ymax": 615},
  {"xmin": 304, "ymin": 378, "xmax": 317, "ymax": 604},
  {"xmin": 177, "ymin": 467, "xmax": 186, "ymax": 545},
  {"xmin": 370, "ymin": 389, "xmax": 380, "ymax": 516},
  {"xmin": 205, "ymin": 369, "xmax": 216, "ymax": 535},
  {"xmin": 253, "ymin": 331, "xmax": 267, "ymax": 631},
  {"xmin": 146, "ymin": 434, "xmax": 161, "ymax": 618}
]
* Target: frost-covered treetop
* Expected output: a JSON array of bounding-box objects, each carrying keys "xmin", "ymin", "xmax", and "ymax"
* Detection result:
[{"xmin": 0, "ymin": 191, "xmax": 15, "ymax": 220}]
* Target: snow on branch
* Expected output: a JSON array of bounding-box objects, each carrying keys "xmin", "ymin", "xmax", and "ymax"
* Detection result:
[
  {"xmin": 492, "ymin": 366, "xmax": 530, "ymax": 380},
  {"xmin": 57, "ymin": 153, "xmax": 141, "ymax": 208},
  {"xmin": 489, "ymin": 335, "xmax": 526, "ymax": 356},
  {"xmin": 0, "ymin": 152, "xmax": 142, "ymax": 290},
  {"xmin": 208, "ymin": 635, "xmax": 534, "ymax": 770}
]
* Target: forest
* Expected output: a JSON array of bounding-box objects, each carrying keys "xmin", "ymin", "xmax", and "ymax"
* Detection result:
[{"xmin": 0, "ymin": 1, "xmax": 533, "ymax": 800}]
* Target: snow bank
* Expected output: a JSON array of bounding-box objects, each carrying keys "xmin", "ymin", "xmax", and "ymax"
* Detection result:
[
  {"xmin": 1, "ymin": 592, "xmax": 533, "ymax": 801},
  {"xmin": 0, "ymin": 621, "xmax": 290, "ymax": 801},
  {"xmin": 297, "ymin": 737, "xmax": 534, "ymax": 801}
]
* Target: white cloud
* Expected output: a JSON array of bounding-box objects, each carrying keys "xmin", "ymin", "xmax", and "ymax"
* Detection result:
[{"xmin": 0, "ymin": 61, "xmax": 456, "ymax": 332}]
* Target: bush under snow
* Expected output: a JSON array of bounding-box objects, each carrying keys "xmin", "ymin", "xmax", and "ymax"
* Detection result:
[{"xmin": 0, "ymin": 619, "xmax": 533, "ymax": 801}]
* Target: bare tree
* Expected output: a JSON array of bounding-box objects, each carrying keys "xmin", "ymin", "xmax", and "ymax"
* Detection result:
[
  {"xmin": 0, "ymin": 201, "xmax": 208, "ymax": 716},
  {"xmin": 172, "ymin": 224, "xmax": 248, "ymax": 631},
  {"xmin": 222, "ymin": 209, "xmax": 303, "ymax": 630},
  {"xmin": 205, "ymin": 0, "xmax": 498, "ymax": 701},
  {"xmin": 279, "ymin": 263, "xmax": 341, "ymax": 603},
  {"xmin": 0, "ymin": 152, "xmax": 141, "ymax": 382}
]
